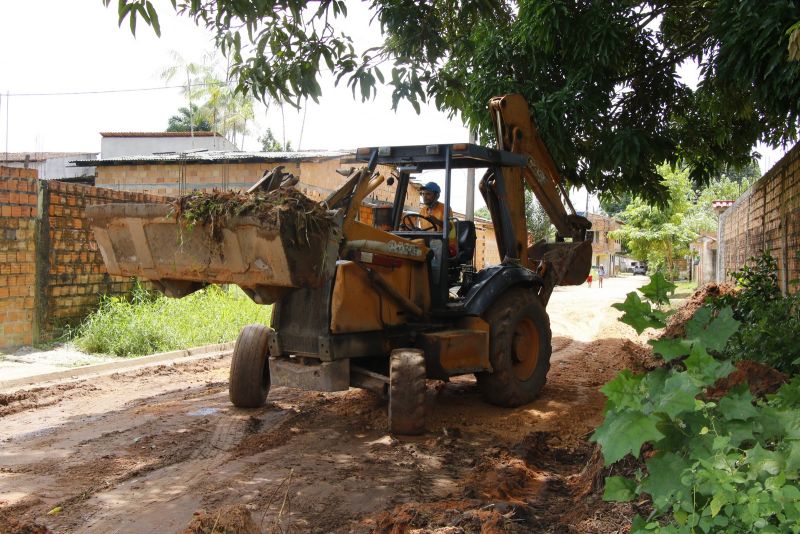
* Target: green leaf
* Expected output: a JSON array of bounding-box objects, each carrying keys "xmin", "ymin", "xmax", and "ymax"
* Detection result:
[
  {"xmin": 641, "ymin": 452, "xmax": 692, "ymax": 511},
  {"xmin": 719, "ymin": 385, "xmax": 759, "ymax": 422},
  {"xmin": 649, "ymin": 371, "xmax": 702, "ymax": 419},
  {"xmin": 685, "ymin": 306, "xmax": 712, "ymax": 339},
  {"xmin": 710, "ymin": 491, "xmax": 729, "ymax": 517},
  {"xmin": 639, "ymin": 272, "xmax": 676, "ymax": 305},
  {"xmin": 746, "ymin": 443, "xmax": 784, "ymax": 477},
  {"xmin": 685, "ymin": 306, "xmax": 740, "ymax": 352},
  {"xmin": 684, "ymin": 344, "xmax": 735, "ymax": 386},
  {"xmin": 603, "ymin": 476, "xmax": 637, "ymax": 501},
  {"xmin": 649, "ymin": 338, "xmax": 693, "ymax": 361},
  {"xmin": 600, "ymin": 370, "xmax": 644, "ymax": 411},
  {"xmin": 592, "ymin": 410, "xmax": 665, "ymax": 464},
  {"xmin": 612, "ymin": 292, "xmax": 666, "ymax": 334},
  {"xmin": 145, "ymin": 1, "xmax": 160, "ymax": 37}
]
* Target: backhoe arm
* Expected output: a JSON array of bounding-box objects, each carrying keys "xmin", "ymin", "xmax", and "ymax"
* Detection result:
[
  {"xmin": 480, "ymin": 94, "xmax": 592, "ymax": 300},
  {"xmin": 488, "ymin": 94, "xmax": 590, "ymax": 241}
]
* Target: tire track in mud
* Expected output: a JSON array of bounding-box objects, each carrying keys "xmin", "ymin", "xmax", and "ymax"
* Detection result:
[{"xmin": 2, "ymin": 277, "xmax": 650, "ymax": 533}]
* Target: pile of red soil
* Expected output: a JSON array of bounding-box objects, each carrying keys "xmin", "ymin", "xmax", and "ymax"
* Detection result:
[
  {"xmin": 706, "ymin": 360, "xmax": 788, "ymax": 400},
  {"xmin": 663, "ymin": 283, "xmax": 737, "ymax": 338},
  {"xmin": 0, "ymin": 517, "xmax": 52, "ymax": 534},
  {"xmin": 183, "ymin": 504, "xmax": 258, "ymax": 534}
]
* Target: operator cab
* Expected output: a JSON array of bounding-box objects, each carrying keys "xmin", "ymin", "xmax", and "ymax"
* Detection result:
[{"xmin": 352, "ymin": 143, "xmax": 528, "ymax": 309}]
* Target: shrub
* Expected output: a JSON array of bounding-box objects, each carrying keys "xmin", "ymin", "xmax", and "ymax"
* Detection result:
[
  {"xmin": 69, "ymin": 283, "xmax": 271, "ymax": 357},
  {"xmin": 715, "ymin": 251, "xmax": 800, "ymax": 374},
  {"xmin": 595, "ymin": 273, "xmax": 800, "ymax": 533}
]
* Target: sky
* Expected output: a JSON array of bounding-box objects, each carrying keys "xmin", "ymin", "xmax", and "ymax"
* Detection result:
[{"xmin": 0, "ymin": 2, "xmax": 790, "ymax": 214}]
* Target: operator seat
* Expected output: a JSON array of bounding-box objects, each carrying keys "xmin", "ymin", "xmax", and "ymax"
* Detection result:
[{"xmin": 451, "ymin": 220, "xmax": 476, "ymax": 264}]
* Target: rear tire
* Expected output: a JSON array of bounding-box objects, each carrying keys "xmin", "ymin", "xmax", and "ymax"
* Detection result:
[
  {"xmin": 389, "ymin": 349, "xmax": 427, "ymax": 435},
  {"xmin": 229, "ymin": 324, "xmax": 272, "ymax": 408},
  {"xmin": 477, "ymin": 289, "xmax": 551, "ymax": 407}
]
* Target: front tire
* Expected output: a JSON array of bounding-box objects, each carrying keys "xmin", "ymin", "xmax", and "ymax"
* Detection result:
[
  {"xmin": 229, "ymin": 324, "xmax": 272, "ymax": 408},
  {"xmin": 389, "ymin": 349, "xmax": 427, "ymax": 435},
  {"xmin": 477, "ymin": 289, "xmax": 552, "ymax": 407}
]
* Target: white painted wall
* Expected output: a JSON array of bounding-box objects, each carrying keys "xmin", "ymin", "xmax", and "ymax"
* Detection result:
[
  {"xmin": 101, "ymin": 135, "xmax": 238, "ymax": 159},
  {"xmin": 3, "ymin": 153, "xmax": 96, "ymax": 180}
]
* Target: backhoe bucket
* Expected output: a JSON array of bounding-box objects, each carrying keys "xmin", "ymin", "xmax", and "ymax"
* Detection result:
[
  {"xmin": 528, "ymin": 239, "xmax": 592, "ymax": 286},
  {"xmin": 87, "ymin": 203, "xmax": 341, "ymax": 304}
]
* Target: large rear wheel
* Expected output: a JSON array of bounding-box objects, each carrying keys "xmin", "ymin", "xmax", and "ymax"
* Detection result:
[
  {"xmin": 477, "ymin": 289, "xmax": 551, "ymax": 407},
  {"xmin": 229, "ymin": 324, "xmax": 272, "ymax": 408},
  {"xmin": 388, "ymin": 349, "xmax": 427, "ymax": 435}
]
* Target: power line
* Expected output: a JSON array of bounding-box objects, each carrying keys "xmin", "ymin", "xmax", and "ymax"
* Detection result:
[{"xmin": 6, "ymin": 81, "xmax": 235, "ymax": 97}]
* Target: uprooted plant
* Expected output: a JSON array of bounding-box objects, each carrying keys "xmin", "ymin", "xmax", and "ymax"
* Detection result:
[
  {"xmin": 592, "ymin": 272, "xmax": 800, "ymax": 533},
  {"xmin": 170, "ymin": 187, "xmax": 335, "ymax": 246}
]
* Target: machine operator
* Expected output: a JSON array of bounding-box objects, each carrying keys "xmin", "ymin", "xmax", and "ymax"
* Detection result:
[{"xmin": 418, "ymin": 182, "xmax": 444, "ymax": 230}]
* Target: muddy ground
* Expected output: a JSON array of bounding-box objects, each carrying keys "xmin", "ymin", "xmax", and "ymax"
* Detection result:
[{"xmin": 0, "ymin": 276, "xmax": 652, "ymax": 533}]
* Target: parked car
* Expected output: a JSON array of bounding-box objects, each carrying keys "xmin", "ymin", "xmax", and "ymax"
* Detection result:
[{"xmin": 633, "ymin": 264, "xmax": 647, "ymax": 275}]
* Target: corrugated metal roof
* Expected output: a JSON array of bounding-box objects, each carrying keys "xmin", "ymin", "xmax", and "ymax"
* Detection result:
[
  {"xmin": 73, "ymin": 150, "xmax": 352, "ymax": 167},
  {"xmin": 100, "ymin": 131, "xmax": 224, "ymax": 138},
  {"xmin": 1, "ymin": 152, "xmax": 97, "ymax": 163}
]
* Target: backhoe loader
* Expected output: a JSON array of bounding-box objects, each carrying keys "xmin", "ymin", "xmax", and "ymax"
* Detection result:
[{"xmin": 87, "ymin": 94, "xmax": 591, "ymax": 435}]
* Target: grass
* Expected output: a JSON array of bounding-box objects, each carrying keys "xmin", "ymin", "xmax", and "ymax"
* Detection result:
[{"xmin": 68, "ymin": 283, "xmax": 271, "ymax": 357}]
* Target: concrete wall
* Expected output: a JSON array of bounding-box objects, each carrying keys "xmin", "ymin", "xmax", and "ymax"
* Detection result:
[
  {"xmin": 0, "ymin": 167, "xmax": 166, "ymax": 351},
  {"xmin": 2, "ymin": 154, "xmax": 97, "ymax": 180},
  {"xmin": 718, "ymin": 142, "xmax": 800, "ymax": 293},
  {"xmin": 101, "ymin": 134, "xmax": 238, "ymax": 159},
  {"xmin": 94, "ymin": 159, "xmax": 418, "ymax": 210}
]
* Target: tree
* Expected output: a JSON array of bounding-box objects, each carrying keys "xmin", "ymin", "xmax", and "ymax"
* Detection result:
[
  {"xmin": 599, "ymin": 192, "xmax": 633, "ymax": 217},
  {"xmin": 611, "ymin": 162, "xmax": 753, "ymax": 279},
  {"xmin": 161, "ymin": 50, "xmax": 255, "ymax": 148},
  {"xmin": 166, "ymin": 104, "xmax": 212, "ymax": 132},
  {"xmin": 610, "ymin": 166, "xmax": 699, "ymax": 279},
  {"xmin": 259, "ymin": 128, "xmax": 292, "ymax": 152},
  {"xmin": 107, "ymin": 1, "xmax": 800, "ymax": 202}
]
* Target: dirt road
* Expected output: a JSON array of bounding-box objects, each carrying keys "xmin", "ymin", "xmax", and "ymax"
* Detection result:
[{"xmin": 1, "ymin": 276, "xmax": 650, "ymax": 533}]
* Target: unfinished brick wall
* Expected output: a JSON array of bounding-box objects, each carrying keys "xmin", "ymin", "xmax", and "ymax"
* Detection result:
[
  {"xmin": 718, "ymin": 142, "xmax": 800, "ymax": 293},
  {"xmin": 0, "ymin": 167, "xmax": 39, "ymax": 347},
  {"xmin": 39, "ymin": 181, "xmax": 166, "ymax": 339},
  {"xmin": 0, "ymin": 171, "xmax": 167, "ymax": 351}
]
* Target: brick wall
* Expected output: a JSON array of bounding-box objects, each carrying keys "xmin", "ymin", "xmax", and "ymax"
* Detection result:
[
  {"xmin": 0, "ymin": 168, "xmax": 167, "ymax": 351},
  {"xmin": 39, "ymin": 181, "xmax": 165, "ymax": 339},
  {"xmin": 718, "ymin": 142, "xmax": 800, "ymax": 293},
  {"xmin": 0, "ymin": 167, "xmax": 39, "ymax": 347}
]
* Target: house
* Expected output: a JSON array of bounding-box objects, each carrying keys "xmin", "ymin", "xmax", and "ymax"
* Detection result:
[
  {"xmin": 583, "ymin": 212, "xmax": 624, "ymax": 275},
  {"xmin": 0, "ymin": 152, "xmax": 97, "ymax": 182},
  {"xmin": 690, "ymin": 233, "xmax": 717, "ymax": 286},
  {"xmin": 100, "ymin": 131, "xmax": 238, "ymax": 159}
]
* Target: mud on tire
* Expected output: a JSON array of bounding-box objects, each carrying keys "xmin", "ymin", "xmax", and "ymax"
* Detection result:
[
  {"xmin": 477, "ymin": 289, "xmax": 552, "ymax": 407},
  {"xmin": 389, "ymin": 349, "xmax": 427, "ymax": 435},
  {"xmin": 229, "ymin": 324, "xmax": 272, "ymax": 408}
]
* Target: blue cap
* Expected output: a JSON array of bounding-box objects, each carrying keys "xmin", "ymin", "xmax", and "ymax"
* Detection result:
[{"xmin": 420, "ymin": 181, "xmax": 441, "ymax": 194}]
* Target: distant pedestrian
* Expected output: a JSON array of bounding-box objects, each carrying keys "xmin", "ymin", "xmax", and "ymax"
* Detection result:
[
  {"xmin": 587, "ymin": 273, "xmax": 593, "ymax": 288},
  {"xmin": 598, "ymin": 265, "xmax": 605, "ymax": 288}
]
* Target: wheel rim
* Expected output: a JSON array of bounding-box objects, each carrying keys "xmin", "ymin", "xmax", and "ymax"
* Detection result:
[{"xmin": 512, "ymin": 317, "xmax": 540, "ymax": 380}]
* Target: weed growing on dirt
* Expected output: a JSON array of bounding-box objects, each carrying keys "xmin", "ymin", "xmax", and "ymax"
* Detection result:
[
  {"xmin": 713, "ymin": 251, "xmax": 800, "ymax": 374},
  {"xmin": 594, "ymin": 273, "xmax": 800, "ymax": 533},
  {"xmin": 68, "ymin": 283, "xmax": 271, "ymax": 357}
]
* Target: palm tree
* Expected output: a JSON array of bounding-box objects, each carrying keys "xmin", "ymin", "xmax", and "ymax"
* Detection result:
[{"xmin": 166, "ymin": 104, "xmax": 212, "ymax": 132}]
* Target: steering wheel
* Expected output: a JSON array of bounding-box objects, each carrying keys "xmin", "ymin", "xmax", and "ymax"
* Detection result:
[{"xmin": 401, "ymin": 212, "xmax": 441, "ymax": 231}]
